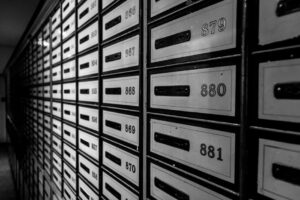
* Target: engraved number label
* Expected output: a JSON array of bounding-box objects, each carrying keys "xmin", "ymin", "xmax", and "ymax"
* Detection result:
[
  {"xmin": 91, "ymin": 30, "xmax": 97, "ymax": 38},
  {"xmin": 92, "ymin": 116, "xmax": 98, "ymax": 123},
  {"xmin": 200, "ymin": 83, "xmax": 226, "ymax": 97},
  {"xmin": 125, "ymin": 47, "xmax": 135, "ymax": 57},
  {"xmin": 125, "ymin": 86, "xmax": 135, "ymax": 95},
  {"xmin": 91, "ymin": 0, "xmax": 97, "ymax": 9},
  {"xmin": 126, "ymin": 161, "xmax": 136, "ymax": 173},
  {"xmin": 201, "ymin": 17, "xmax": 226, "ymax": 37},
  {"xmin": 125, "ymin": 124, "xmax": 136, "ymax": 134},
  {"xmin": 92, "ymin": 88, "xmax": 97, "ymax": 94},
  {"xmin": 200, "ymin": 143, "xmax": 223, "ymax": 161},
  {"xmin": 92, "ymin": 143, "xmax": 97, "ymax": 150},
  {"xmin": 92, "ymin": 171, "xmax": 98, "ymax": 180},
  {"xmin": 125, "ymin": 6, "xmax": 136, "ymax": 19},
  {"xmin": 92, "ymin": 59, "xmax": 98, "ymax": 66}
]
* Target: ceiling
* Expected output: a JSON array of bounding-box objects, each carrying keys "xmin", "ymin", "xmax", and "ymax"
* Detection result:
[{"xmin": 0, "ymin": 0, "xmax": 41, "ymax": 74}]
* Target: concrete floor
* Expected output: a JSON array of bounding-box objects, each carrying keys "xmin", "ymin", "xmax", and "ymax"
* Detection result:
[{"xmin": 0, "ymin": 144, "xmax": 17, "ymax": 200}]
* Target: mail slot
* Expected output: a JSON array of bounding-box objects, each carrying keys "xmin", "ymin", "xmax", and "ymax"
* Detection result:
[
  {"xmin": 36, "ymin": 100, "xmax": 41, "ymax": 110},
  {"xmin": 64, "ymin": 182, "xmax": 76, "ymax": 200},
  {"xmin": 33, "ymin": 111, "xmax": 38, "ymax": 121},
  {"xmin": 44, "ymin": 101, "xmax": 51, "ymax": 113},
  {"xmin": 37, "ymin": 59, "xmax": 43, "ymax": 71},
  {"xmin": 51, "ymin": 8, "xmax": 61, "ymax": 30},
  {"xmin": 43, "ymin": 22, "xmax": 50, "ymax": 38},
  {"xmin": 63, "ymin": 123, "xmax": 76, "ymax": 146},
  {"xmin": 78, "ymin": 20, "xmax": 98, "ymax": 52},
  {"xmin": 103, "ymin": 35, "xmax": 139, "ymax": 72},
  {"xmin": 52, "ymin": 134, "xmax": 62, "ymax": 154},
  {"xmin": 44, "ymin": 181, "xmax": 51, "ymax": 200},
  {"xmin": 103, "ymin": 110, "xmax": 139, "ymax": 146},
  {"xmin": 150, "ymin": 65, "xmax": 236, "ymax": 116},
  {"xmin": 38, "ymin": 100, "xmax": 43, "ymax": 111},
  {"xmin": 44, "ymin": 129, "xmax": 51, "ymax": 145},
  {"xmin": 52, "ymin": 47, "xmax": 61, "ymax": 65},
  {"xmin": 62, "ymin": 0, "xmax": 75, "ymax": 19},
  {"xmin": 43, "ymin": 69, "xmax": 51, "ymax": 83},
  {"xmin": 150, "ymin": 118, "xmax": 235, "ymax": 183},
  {"xmin": 37, "ymin": 60, "xmax": 43, "ymax": 73},
  {"xmin": 151, "ymin": 0, "xmax": 236, "ymax": 63},
  {"xmin": 32, "ymin": 96, "xmax": 38, "ymax": 109},
  {"xmin": 52, "ymin": 65, "xmax": 61, "ymax": 82},
  {"xmin": 52, "ymin": 169, "xmax": 62, "ymax": 191},
  {"xmin": 103, "ymin": 141, "xmax": 139, "ymax": 186},
  {"xmin": 258, "ymin": 139, "xmax": 300, "ymax": 200},
  {"xmin": 52, "ymin": 151, "xmax": 62, "ymax": 172},
  {"xmin": 38, "ymin": 150, "xmax": 43, "ymax": 164},
  {"xmin": 63, "ymin": 13, "xmax": 76, "ymax": 40},
  {"xmin": 38, "ymin": 117, "xmax": 43, "ymax": 130},
  {"xmin": 102, "ymin": 171, "xmax": 138, "ymax": 200},
  {"xmin": 44, "ymin": 86, "xmax": 51, "ymax": 98},
  {"xmin": 78, "ymin": 80, "xmax": 99, "ymax": 102},
  {"xmin": 63, "ymin": 143, "xmax": 77, "ymax": 168},
  {"xmin": 78, "ymin": 178, "xmax": 99, "ymax": 200},
  {"xmin": 37, "ymin": 72, "xmax": 43, "ymax": 84},
  {"xmin": 63, "ymin": 82, "xmax": 76, "ymax": 100},
  {"xmin": 259, "ymin": 58, "xmax": 300, "ymax": 123},
  {"xmin": 78, "ymin": 154, "xmax": 99, "ymax": 189},
  {"xmin": 63, "ymin": 104, "xmax": 76, "ymax": 123},
  {"xmin": 77, "ymin": 0, "xmax": 98, "ymax": 27},
  {"xmin": 38, "ymin": 172, "xmax": 43, "ymax": 194},
  {"xmin": 103, "ymin": 75, "xmax": 139, "ymax": 107},
  {"xmin": 150, "ymin": 0, "xmax": 187, "ymax": 17},
  {"xmin": 102, "ymin": 0, "xmax": 139, "ymax": 40},
  {"xmin": 38, "ymin": 113, "xmax": 43, "ymax": 124},
  {"xmin": 38, "ymin": 138, "xmax": 43, "ymax": 151},
  {"xmin": 44, "ymin": 115, "xmax": 51, "ymax": 129},
  {"xmin": 52, "ymin": 102, "xmax": 62, "ymax": 118},
  {"xmin": 52, "ymin": 118, "xmax": 62, "ymax": 136},
  {"xmin": 259, "ymin": 0, "xmax": 300, "ymax": 45},
  {"xmin": 36, "ymin": 72, "xmax": 42, "ymax": 83},
  {"xmin": 33, "ymin": 75, "xmax": 38, "ymax": 85},
  {"xmin": 52, "ymin": 27, "xmax": 61, "ymax": 48},
  {"xmin": 79, "ymin": 130, "xmax": 99, "ymax": 161},
  {"xmin": 44, "ymin": 159, "xmax": 51, "ymax": 177},
  {"xmin": 63, "ymin": 36, "xmax": 76, "ymax": 60},
  {"xmin": 38, "ymin": 50, "xmax": 43, "ymax": 60},
  {"xmin": 33, "ymin": 112, "xmax": 38, "ymax": 122},
  {"xmin": 78, "ymin": 106, "xmax": 99, "ymax": 131},
  {"xmin": 78, "ymin": 50, "xmax": 99, "ymax": 77},
  {"xmin": 63, "ymin": 59, "xmax": 76, "ymax": 80},
  {"xmin": 52, "ymin": 84, "xmax": 62, "ymax": 99},
  {"xmin": 43, "ymin": 54, "xmax": 50, "ymax": 68},
  {"xmin": 44, "ymin": 144, "xmax": 51, "ymax": 160},
  {"xmin": 63, "ymin": 162, "xmax": 77, "ymax": 190},
  {"xmin": 150, "ymin": 163, "xmax": 231, "ymax": 200}
]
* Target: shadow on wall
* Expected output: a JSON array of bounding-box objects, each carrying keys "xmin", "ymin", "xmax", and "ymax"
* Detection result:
[{"xmin": 0, "ymin": 145, "xmax": 17, "ymax": 200}]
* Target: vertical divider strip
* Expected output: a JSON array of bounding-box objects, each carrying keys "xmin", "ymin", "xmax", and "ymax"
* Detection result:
[
  {"xmin": 98, "ymin": 0, "xmax": 103, "ymax": 196},
  {"xmin": 239, "ymin": 0, "xmax": 250, "ymax": 199},
  {"xmin": 75, "ymin": 0, "xmax": 79, "ymax": 198},
  {"xmin": 59, "ymin": 1, "xmax": 63, "ymax": 198},
  {"xmin": 142, "ymin": 0, "xmax": 147, "ymax": 199},
  {"xmin": 49, "ymin": 12, "xmax": 53, "ymax": 196}
]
